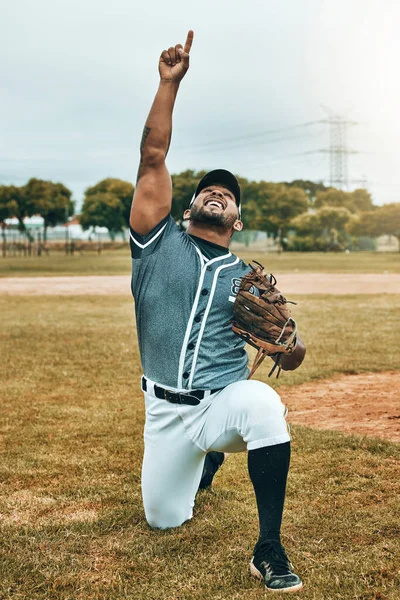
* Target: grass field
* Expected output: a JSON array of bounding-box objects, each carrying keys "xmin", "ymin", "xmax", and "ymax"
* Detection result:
[
  {"xmin": 0, "ymin": 250, "xmax": 399, "ymax": 277},
  {"xmin": 1, "ymin": 294, "xmax": 399, "ymax": 599}
]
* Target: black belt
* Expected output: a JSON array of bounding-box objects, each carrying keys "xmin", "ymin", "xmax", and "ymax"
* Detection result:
[{"xmin": 141, "ymin": 376, "xmax": 221, "ymax": 406}]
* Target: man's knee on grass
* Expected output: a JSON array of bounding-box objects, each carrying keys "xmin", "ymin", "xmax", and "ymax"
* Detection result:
[{"xmin": 145, "ymin": 508, "xmax": 191, "ymax": 530}]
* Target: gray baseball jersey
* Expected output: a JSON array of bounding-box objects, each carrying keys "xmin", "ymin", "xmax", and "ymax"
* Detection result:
[{"xmin": 130, "ymin": 215, "xmax": 250, "ymax": 390}]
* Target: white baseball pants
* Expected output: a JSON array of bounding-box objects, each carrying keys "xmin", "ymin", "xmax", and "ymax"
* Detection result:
[{"xmin": 141, "ymin": 378, "xmax": 291, "ymax": 530}]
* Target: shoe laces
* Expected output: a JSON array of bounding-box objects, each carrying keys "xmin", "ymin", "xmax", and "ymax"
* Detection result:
[{"xmin": 254, "ymin": 540, "xmax": 292, "ymax": 576}]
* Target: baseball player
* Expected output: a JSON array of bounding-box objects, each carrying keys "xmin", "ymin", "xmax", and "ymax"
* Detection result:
[{"xmin": 129, "ymin": 30, "xmax": 306, "ymax": 593}]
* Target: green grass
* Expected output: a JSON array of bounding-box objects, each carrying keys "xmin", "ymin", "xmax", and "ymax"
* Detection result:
[
  {"xmin": 0, "ymin": 250, "xmax": 399, "ymax": 277},
  {"xmin": 1, "ymin": 295, "xmax": 399, "ymax": 599},
  {"xmin": 241, "ymin": 250, "xmax": 400, "ymax": 275},
  {"xmin": 0, "ymin": 250, "xmax": 132, "ymax": 277},
  {"xmin": 250, "ymin": 293, "xmax": 400, "ymax": 385}
]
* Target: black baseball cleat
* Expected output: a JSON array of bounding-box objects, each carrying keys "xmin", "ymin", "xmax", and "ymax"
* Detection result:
[
  {"xmin": 198, "ymin": 451, "xmax": 226, "ymax": 490},
  {"xmin": 250, "ymin": 539, "xmax": 303, "ymax": 593}
]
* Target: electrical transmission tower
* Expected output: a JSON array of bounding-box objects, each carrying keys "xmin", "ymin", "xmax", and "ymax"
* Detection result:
[{"xmin": 320, "ymin": 106, "xmax": 358, "ymax": 190}]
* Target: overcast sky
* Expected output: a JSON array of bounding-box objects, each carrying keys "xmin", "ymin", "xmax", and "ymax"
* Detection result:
[{"xmin": 1, "ymin": 0, "xmax": 399, "ymax": 208}]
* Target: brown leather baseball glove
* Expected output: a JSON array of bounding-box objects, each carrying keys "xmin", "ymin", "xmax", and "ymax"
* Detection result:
[{"xmin": 232, "ymin": 261, "xmax": 297, "ymax": 378}]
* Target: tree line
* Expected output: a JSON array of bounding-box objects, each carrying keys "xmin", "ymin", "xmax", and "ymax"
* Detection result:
[
  {"xmin": 1, "ymin": 173, "xmax": 399, "ymax": 250},
  {"xmin": 0, "ymin": 179, "xmax": 74, "ymax": 243}
]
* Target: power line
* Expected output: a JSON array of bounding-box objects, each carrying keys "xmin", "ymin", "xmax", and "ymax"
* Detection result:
[
  {"xmin": 368, "ymin": 181, "xmax": 400, "ymax": 187},
  {"xmin": 178, "ymin": 130, "xmax": 325, "ymax": 157},
  {"xmin": 174, "ymin": 120, "xmax": 322, "ymax": 152},
  {"xmin": 237, "ymin": 149, "xmax": 326, "ymax": 170}
]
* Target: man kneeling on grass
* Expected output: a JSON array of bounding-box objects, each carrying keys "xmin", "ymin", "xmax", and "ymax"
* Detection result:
[{"xmin": 129, "ymin": 30, "xmax": 306, "ymax": 593}]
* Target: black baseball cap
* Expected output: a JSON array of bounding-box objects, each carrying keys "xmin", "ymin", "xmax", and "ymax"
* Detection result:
[{"xmin": 190, "ymin": 169, "xmax": 241, "ymax": 216}]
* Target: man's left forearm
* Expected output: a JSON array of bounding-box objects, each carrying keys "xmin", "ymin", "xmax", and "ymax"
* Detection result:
[{"xmin": 280, "ymin": 335, "xmax": 306, "ymax": 371}]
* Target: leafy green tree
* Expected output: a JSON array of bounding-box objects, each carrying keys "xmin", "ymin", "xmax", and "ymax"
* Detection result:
[
  {"xmin": 81, "ymin": 179, "xmax": 135, "ymax": 240},
  {"xmin": 316, "ymin": 205, "xmax": 354, "ymax": 231},
  {"xmin": 350, "ymin": 188, "xmax": 374, "ymax": 212},
  {"xmin": 170, "ymin": 169, "xmax": 209, "ymax": 222},
  {"xmin": 268, "ymin": 186, "xmax": 309, "ymax": 248},
  {"xmin": 288, "ymin": 212, "xmax": 319, "ymax": 236},
  {"xmin": 0, "ymin": 187, "xmax": 18, "ymax": 224},
  {"xmin": 0, "ymin": 184, "xmax": 35, "ymax": 241},
  {"xmin": 242, "ymin": 182, "xmax": 308, "ymax": 248},
  {"xmin": 85, "ymin": 178, "xmax": 134, "ymax": 227},
  {"xmin": 0, "ymin": 187, "xmax": 18, "ymax": 252},
  {"xmin": 290, "ymin": 206, "xmax": 353, "ymax": 251},
  {"xmin": 314, "ymin": 188, "xmax": 350, "ymax": 210},
  {"xmin": 348, "ymin": 203, "xmax": 400, "ymax": 249},
  {"xmin": 80, "ymin": 193, "xmax": 127, "ymax": 240},
  {"xmin": 24, "ymin": 178, "xmax": 74, "ymax": 241},
  {"xmin": 171, "ymin": 169, "xmax": 198, "ymax": 221},
  {"xmin": 314, "ymin": 187, "xmax": 373, "ymax": 213},
  {"xmin": 285, "ymin": 179, "xmax": 327, "ymax": 202},
  {"xmin": 236, "ymin": 175, "xmax": 251, "ymax": 203}
]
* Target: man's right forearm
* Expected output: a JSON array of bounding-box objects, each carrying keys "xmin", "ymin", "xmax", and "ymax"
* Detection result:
[
  {"xmin": 139, "ymin": 80, "xmax": 180, "ymax": 166},
  {"xmin": 134, "ymin": 32, "xmax": 193, "ymax": 187}
]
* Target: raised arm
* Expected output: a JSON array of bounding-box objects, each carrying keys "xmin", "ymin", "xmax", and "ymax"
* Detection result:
[{"xmin": 130, "ymin": 30, "xmax": 194, "ymax": 235}]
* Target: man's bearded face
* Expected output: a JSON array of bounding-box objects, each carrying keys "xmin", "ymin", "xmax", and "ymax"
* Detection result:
[{"xmin": 189, "ymin": 184, "xmax": 239, "ymax": 230}]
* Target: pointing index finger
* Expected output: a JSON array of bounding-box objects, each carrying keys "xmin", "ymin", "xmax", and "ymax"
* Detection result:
[{"xmin": 183, "ymin": 30, "xmax": 194, "ymax": 54}]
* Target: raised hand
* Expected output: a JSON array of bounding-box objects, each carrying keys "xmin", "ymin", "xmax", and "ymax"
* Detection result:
[{"xmin": 159, "ymin": 30, "xmax": 194, "ymax": 83}]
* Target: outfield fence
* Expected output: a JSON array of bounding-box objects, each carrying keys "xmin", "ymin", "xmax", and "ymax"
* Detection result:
[
  {"xmin": 1, "ymin": 227, "xmax": 129, "ymax": 257},
  {"xmin": 1, "ymin": 235, "xmax": 130, "ymax": 257}
]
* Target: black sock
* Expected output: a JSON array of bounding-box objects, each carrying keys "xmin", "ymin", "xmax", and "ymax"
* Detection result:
[
  {"xmin": 198, "ymin": 451, "xmax": 225, "ymax": 490},
  {"xmin": 247, "ymin": 442, "xmax": 291, "ymax": 545}
]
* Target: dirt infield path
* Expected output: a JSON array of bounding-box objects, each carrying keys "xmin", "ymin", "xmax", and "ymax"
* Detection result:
[
  {"xmin": 1, "ymin": 273, "xmax": 400, "ymax": 295},
  {"xmin": 2, "ymin": 276, "xmax": 399, "ymax": 443},
  {"xmin": 283, "ymin": 371, "xmax": 400, "ymax": 443}
]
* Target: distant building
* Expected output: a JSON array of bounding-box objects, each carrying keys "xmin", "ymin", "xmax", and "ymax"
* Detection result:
[
  {"xmin": 5, "ymin": 215, "xmax": 44, "ymax": 230},
  {"xmin": 376, "ymin": 235, "xmax": 399, "ymax": 252},
  {"xmin": 4, "ymin": 215, "xmax": 114, "ymax": 241}
]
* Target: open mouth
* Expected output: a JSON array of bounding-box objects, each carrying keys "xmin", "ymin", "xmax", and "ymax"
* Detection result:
[{"xmin": 204, "ymin": 198, "xmax": 226, "ymax": 210}]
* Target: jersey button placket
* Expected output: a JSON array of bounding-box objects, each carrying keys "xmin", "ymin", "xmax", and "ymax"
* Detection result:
[{"xmin": 183, "ymin": 269, "xmax": 214, "ymax": 387}]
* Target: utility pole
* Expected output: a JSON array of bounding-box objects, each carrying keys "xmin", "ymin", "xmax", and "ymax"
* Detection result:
[{"xmin": 319, "ymin": 106, "xmax": 358, "ymax": 190}]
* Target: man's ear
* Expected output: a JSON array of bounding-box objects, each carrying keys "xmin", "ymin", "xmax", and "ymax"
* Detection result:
[
  {"xmin": 183, "ymin": 208, "xmax": 191, "ymax": 220},
  {"xmin": 233, "ymin": 220, "xmax": 243, "ymax": 232}
]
